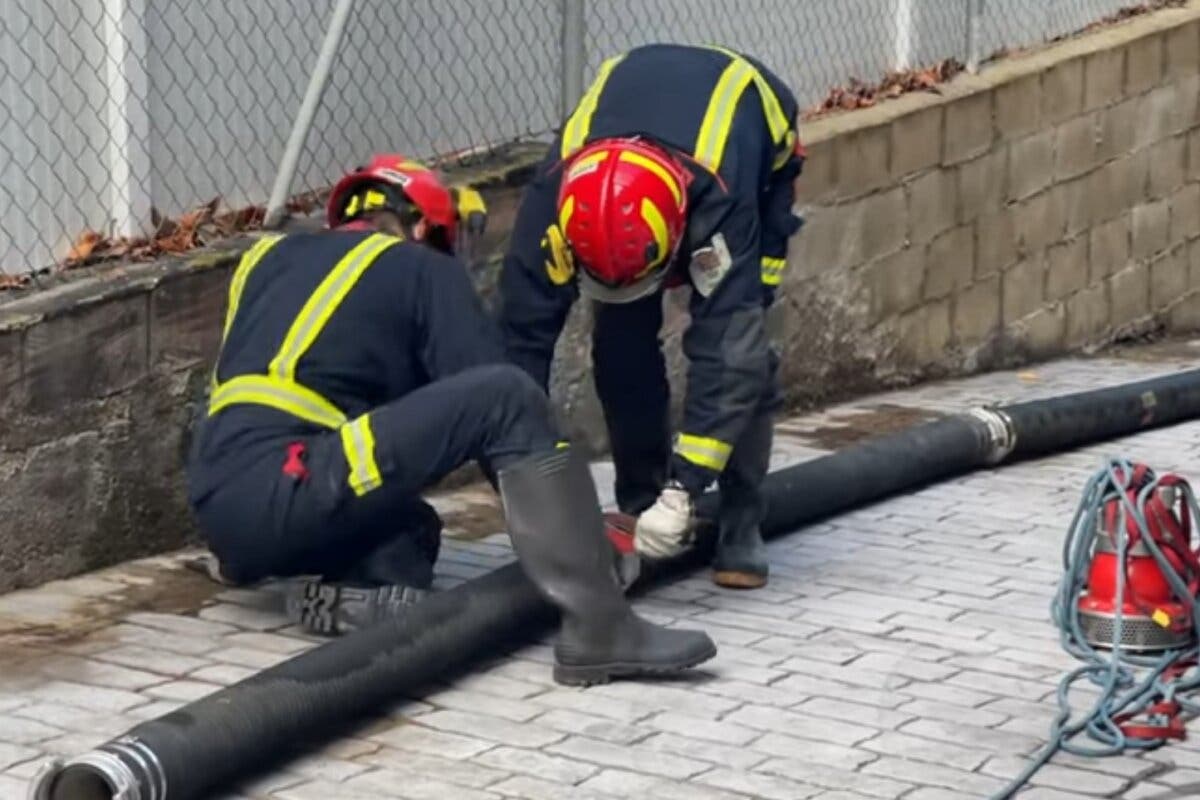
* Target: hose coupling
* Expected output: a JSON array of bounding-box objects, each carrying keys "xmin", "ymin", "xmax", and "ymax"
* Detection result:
[{"xmin": 966, "ymin": 407, "xmax": 1017, "ymax": 464}]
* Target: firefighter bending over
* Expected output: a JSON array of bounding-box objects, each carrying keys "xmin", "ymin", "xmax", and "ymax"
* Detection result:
[
  {"xmin": 186, "ymin": 155, "xmax": 715, "ymax": 685},
  {"xmin": 498, "ymin": 44, "xmax": 806, "ymax": 589}
]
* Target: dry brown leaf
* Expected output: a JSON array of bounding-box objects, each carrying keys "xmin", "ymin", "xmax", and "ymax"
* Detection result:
[
  {"xmin": 66, "ymin": 230, "xmax": 104, "ymax": 263},
  {"xmin": 804, "ymin": 58, "xmax": 963, "ymax": 120}
]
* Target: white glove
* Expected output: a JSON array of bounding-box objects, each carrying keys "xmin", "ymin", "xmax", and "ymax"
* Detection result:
[{"xmin": 634, "ymin": 482, "xmax": 695, "ymax": 560}]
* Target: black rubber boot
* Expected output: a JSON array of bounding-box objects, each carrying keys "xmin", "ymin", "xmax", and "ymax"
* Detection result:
[
  {"xmin": 713, "ymin": 413, "xmax": 772, "ymax": 589},
  {"xmin": 498, "ymin": 448, "xmax": 717, "ymax": 686},
  {"xmin": 285, "ymin": 581, "xmax": 429, "ymax": 636},
  {"xmin": 286, "ymin": 500, "xmax": 442, "ymax": 636}
]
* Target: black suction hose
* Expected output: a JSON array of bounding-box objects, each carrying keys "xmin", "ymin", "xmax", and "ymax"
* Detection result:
[{"xmin": 29, "ymin": 367, "xmax": 1200, "ymax": 800}]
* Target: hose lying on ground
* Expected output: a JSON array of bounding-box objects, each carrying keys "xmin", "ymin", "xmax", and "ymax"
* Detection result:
[{"xmin": 29, "ymin": 367, "xmax": 1200, "ymax": 800}]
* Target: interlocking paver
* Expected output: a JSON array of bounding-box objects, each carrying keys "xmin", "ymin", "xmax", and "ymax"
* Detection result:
[
  {"xmin": 574, "ymin": 768, "xmax": 662, "ymax": 796},
  {"xmin": 793, "ymin": 696, "xmax": 917, "ymax": 730},
  {"xmin": 420, "ymin": 709, "xmax": 566, "ymax": 749},
  {"xmin": 0, "ymin": 742, "xmax": 39, "ymax": 771},
  {"xmin": 645, "ymin": 711, "xmax": 759, "ymax": 746},
  {"xmin": 898, "ymin": 677, "xmax": 997, "ymax": 708},
  {"xmin": 93, "ymin": 644, "xmax": 212, "ymax": 676},
  {"xmin": 0, "ymin": 714, "xmax": 63, "ymax": 746},
  {"xmin": 474, "ymin": 745, "xmax": 598, "ymax": 784},
  {"xmin": 901, "ymin": 716, "xmax": 1047, "ymax": 757},
  {"xmin": 546, "ymin": 736, "xmax": 709, "ymax": 780},
  {"xmin": 860, "ymin": 730, "xmax": 991, "ymax": 770},
  {"xmin": 348, "ymin": 767, "xmax": 501, "ymax": 800},
  {"xmin": 694, "ymin": 767, "xmax": 823, "ymax": 800},
  {"xmin": 747, "ymin": 733, "xmax": 877, "ymax": 770},
  {"xmin": 272, "ymin": 780, "xmax": 378, "ymax": 800},
  {"xmin": 894, "ymin": 697, "xmax": 1010, "ymax": 727},
  {"xmin": 769, "ymin": 674, "xmax": 903, "ymax": 710},
  {"xmin": 38, "ymin": 655, "xmax": 169, "ymax": 691},
  {"xmin": 8, "ymin": 351, "xmax": 1200, "ymax": 798},
  {"xmin": 369, "ymin": 725, "xmax": 494, "ymax": 759},
  {"xmin": 584, "ymin": 682, "xmax": 742, "ymax": 719},
  {"xmin": 23, "ymin": 680, "xmax": 146, "ymax": 714},
  {"xmin": 861, "ymin": 755, "xmax": 1010, "ymax": 795},
  {"xmin": 689, "ymin": 675, "xmax": 797, "ymax": 708},
  {"xmin": 725, "ymin": 704, "xmax": 880, "ymax": 746},
  {"xmin": 357, "ymin": 747, "xmax": 509, "ymax": 788},
  {"xmin": 641, "ymin": 732, "xmax": 768, "ymax": 771},
  {"xmin": 756, "ymin": 758, "xmax": 916, "ymax": 798},
  {"xmin": 419, "ymin": 688, "xmax": 544, "ymax": 723},
  {"xmin": 529, "ymin": 709, "xmax": 650, "ymax": 745},
  {"xmin": 490, "ymin": 775, "xmax": 611, "ymax": 800}
]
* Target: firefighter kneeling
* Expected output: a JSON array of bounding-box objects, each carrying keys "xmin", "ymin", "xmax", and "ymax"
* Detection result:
[{"xmin": 185, "ymin": 155, "xmax": 715, "ymax": 685}]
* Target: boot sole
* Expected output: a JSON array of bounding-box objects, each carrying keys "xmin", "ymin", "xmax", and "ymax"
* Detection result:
[
  {"xmin": 552, "ymin": 640, "xmax": 718, "ymax": 687},
  {"xmin": 288, "ymin": 582, "xmax": 342, "ymax": 636},
  {"xmin": 712, "ymin": 569, "xmax": 768, "ymax": 590}
]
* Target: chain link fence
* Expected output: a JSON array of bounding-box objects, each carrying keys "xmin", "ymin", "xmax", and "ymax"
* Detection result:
[{"xmin": 0, "ymin": 0, "xmax": 1181, "ymax": 277}]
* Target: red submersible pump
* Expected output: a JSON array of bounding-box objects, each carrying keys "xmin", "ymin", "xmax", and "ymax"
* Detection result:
[
  {"xmin": 994, "ymin": 459, "xmax": 1200, "ymax": 799},
  {"xmin": 1075, "ymin": 462, "xmax": 1200, "ymax": 654}
]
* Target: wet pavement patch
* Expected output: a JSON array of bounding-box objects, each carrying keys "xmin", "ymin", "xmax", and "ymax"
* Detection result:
[
  {"xmin": 0, "ymin": 558, "xmax": 222, "ymax": 655},
  {"xmin": 779, "ymin": 403, "xmax": 943, "ymax": 450}
]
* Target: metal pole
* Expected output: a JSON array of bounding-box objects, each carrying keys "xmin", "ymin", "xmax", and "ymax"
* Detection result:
[
  {"xmin": 560, "ymin": 0, "xmax": 585, "ymax": 119},
  {"xmin": 263, "ymin": 0, "xmax": 356, "ymax": 230},
  {"xmin": 965, "ymin": 0, "xmax": 985, "ymax": 73},
  {"xmin": 893, "ymin": 0, "xmax": 914, "ymax": 71}
]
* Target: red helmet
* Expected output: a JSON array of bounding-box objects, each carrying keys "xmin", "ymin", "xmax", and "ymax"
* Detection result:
[
  {"xmin": 327, "ymin": 154, "xmax": 457, "ymax": 241},
  {"xmin": 557, "ymin": 138, "xmax": 689, "ymax": 303}
]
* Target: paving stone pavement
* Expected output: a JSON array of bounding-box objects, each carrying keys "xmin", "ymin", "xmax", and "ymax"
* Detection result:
[{"xmin": 5, "ymin": 344, "xmax": 1200, "ymax": 799}]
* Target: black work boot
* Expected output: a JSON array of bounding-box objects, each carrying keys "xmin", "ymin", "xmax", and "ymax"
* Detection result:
[
  {"xmin": 286, "ymin": 503, "xmax": 441, "ymax": 636},
  {"xmin": 713, "ymin": 413, "xmax": 772, "ymax": 589},
  {"xmin": 498, "ymin": 448, "xmax": 716, "ymax": 686},
  {"xmin": 286, "ymin": 581, "xmax": 429, "ymax": 636}
]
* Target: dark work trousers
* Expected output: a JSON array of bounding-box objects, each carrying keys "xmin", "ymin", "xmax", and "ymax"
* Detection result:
[
  {"xmin": 592, "ymin": 294, "xmax": 671, "ymax": 515},
  {"xmin": 592, "ymin": 295, "xmax": 782, "ymax": 519},
  {"xmin": 193, "ymin": 364, "xmax": 560, "ymax": 588}
]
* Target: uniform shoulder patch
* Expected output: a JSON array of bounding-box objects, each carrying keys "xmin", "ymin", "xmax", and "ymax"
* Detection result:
[
  {"xmin": 689, "ymin": 233, "xmax": 733, "ymax": 297},
  {"xmin": 543, "ymin": 224, "xmax": 575, "ymax": 286}
]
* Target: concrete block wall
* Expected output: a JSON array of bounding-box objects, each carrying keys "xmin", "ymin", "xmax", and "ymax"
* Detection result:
[
  {"xmin": 780, "ymin": 4, "xmax": 1200, "ymax": 408},
  {"xmin": 2, "ymin": 8, "xmax": 1199, "ymax": 592}
]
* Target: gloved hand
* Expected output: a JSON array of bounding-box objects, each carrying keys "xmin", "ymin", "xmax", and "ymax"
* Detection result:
[
  {"xmin": 452, "ymin": 186, "xmax": 487, "ymax": 237},
  {"xmin": 634, "ymin": 481, "xmax": 695, "ymax": 560}
]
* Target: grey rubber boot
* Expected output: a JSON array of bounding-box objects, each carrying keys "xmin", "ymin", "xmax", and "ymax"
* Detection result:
[
  {"xmin": 713, "ymin": 413, "xmax": 772, "ymax": 589},
  {"xmin": 498, "ymin": 448, "xmax": 717, "ymax": 686}
]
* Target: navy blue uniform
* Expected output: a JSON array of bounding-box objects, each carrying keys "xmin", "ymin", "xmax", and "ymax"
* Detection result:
[
  {"xmin": 498, "ymin": 44, "xmax": 804, "ymax": 512},
  {"xmin": 188, "ymin": 229, "xmax": 559, "ymax": 586}
]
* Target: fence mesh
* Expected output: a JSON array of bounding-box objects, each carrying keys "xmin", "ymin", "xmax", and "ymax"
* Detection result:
[{"xmin": 0, "ymin": 0, "xmax": 1183, "ymax": 277}]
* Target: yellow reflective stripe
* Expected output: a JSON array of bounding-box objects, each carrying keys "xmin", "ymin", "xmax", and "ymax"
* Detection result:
[
  {"xmin": 566, "ymin": 149, "xmax": 609, "ymax": 181},
  {"xmin": 694, "ymin": 59, "xmax": 756, "ymax": 172},
  {"xmin": 750, "ymin": 73, "xmax": 790, "ymax": 144},
  {"xmin": 269, "ymin": 233, "xmax": 400, "ymax": 382},
  {"xmin": 761, "ymin": 256, "xmax": 787, "ymax": 286},
  {"xmin": 555, "ymin": 440, "xmax": 570, "ymax": 450},
  {"xmin": 340, "ymin": 414, "xmax": 383, "ymax": 496},
  {"xmin": 618, "ymin": 151, "xmax": 683, "ymax": 207},
  {"xmin": 208, "ymin": 375, "xmax": 348, "ymax": 429},
  {"xmin": 640, "ymin": 198, "xmax": 670, "ymax": 272},
  {"xmin": 703, "ymin": 45, "xmax": 791, "ymax": 146},
  {"xmin": 773, "ymin": 130, "xmax": 796, "ymax": 171},
  {"xmin": 675, "ymin": 434, "xmax": 733, "ymax": 471},
  {"xmin": 558, "ymin": 194, "xmax": 575, "ymax": 232},
  {"xmin": 223, "ymin": 234, "xmax": 285, "ymax": 342},
  {"xmin": 561, "ymin": 54, "xmax": 625, "ymax": 158}
]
